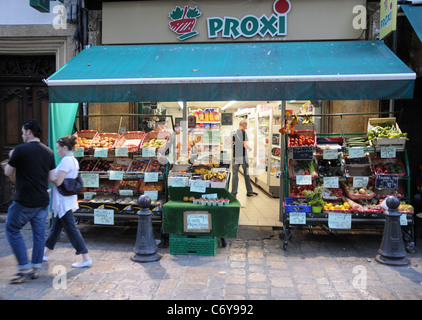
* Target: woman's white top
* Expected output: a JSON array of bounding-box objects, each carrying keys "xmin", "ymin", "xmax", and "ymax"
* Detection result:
[{"xmin": 52, "ymin": 154, "xmax": 79, "ymax": 218}]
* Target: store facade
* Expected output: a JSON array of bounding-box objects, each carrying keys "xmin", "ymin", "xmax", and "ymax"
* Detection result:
[{"xmin": 45, "ymin": 0, "xmax": 416, "ymax": 232}]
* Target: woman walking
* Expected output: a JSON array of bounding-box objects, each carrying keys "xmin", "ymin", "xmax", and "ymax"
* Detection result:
[{"xmin": 44, "ymin": 135, "xmax": 92, "ymax": 268}]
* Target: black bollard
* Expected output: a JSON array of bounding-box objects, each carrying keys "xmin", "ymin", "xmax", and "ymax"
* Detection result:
[
  {"xmin": 131, "ymin": 195, "xmax": 161, "ymax": 263},
  {"xmin": 376, "ymin": 196, "xmax": 409, "ymax": 266}
]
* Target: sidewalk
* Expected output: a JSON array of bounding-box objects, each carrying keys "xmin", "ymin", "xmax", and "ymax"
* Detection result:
[{"xmin": 0, "ymin": 213, "xmax": 421, "ymax": 301}]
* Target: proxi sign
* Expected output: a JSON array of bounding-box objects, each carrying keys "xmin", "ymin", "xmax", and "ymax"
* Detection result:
[{"xmin": 207, "ymin": 0, "xmax": 291, "ymax": 39}]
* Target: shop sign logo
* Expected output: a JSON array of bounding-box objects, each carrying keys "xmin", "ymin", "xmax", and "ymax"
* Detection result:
[
  {"xmin": 169, "ymin": 6, "xmax": 202, "ymax": 41},
  {"xmin": 207, "ymin": 0, "xmax": 291, "ymax": 39}
]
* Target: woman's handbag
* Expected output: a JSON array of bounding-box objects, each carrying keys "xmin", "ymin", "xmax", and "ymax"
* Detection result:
[{"xmin": 57, "ymin": 174, "xmax": 83, "ymax": 196}]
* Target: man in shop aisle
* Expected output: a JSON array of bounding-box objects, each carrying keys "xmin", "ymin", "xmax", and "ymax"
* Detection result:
[{"xmin": 231, "ymin": 120, "xmax": 258, "ymax": 197}]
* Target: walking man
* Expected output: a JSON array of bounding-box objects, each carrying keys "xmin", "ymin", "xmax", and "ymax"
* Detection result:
[
  {"xmin": 4, "ymin": 120, "xmax": 56, "ymax": 283},
  {"xmin": 231, "ymin": 119, "xmax": 258, "ymax": 197}
]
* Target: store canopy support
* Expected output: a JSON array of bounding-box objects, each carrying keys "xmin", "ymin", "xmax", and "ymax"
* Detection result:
[
  {"xmin": 45, "ymin": 41, "xmax": 416, "ymax": 103},
  {"xmin": 402, "ymin": 5, "xmax": 422, "ymax": 44}
]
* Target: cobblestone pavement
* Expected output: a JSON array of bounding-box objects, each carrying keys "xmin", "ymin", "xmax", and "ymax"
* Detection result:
[{"xmin": 0, "ymin": 215, "xmax": 421, "ymax": 302}]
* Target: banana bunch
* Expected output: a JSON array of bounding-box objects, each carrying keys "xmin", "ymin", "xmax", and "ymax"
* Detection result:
[
  {"xmin": 204, "ymin": 171, "xmax": 227, "ymax": 181},
  {"xmin": 300, "ymin": 115, "xmax": 312, "ymax": 124},
  {"xmin": 194, "ymin": 168, "xmax": 211, "ymax": 174}
]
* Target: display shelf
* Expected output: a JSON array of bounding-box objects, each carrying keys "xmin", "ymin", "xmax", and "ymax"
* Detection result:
[{"xmin": 280, "ymin": 113, "xmax": 414, "ymax": 251}]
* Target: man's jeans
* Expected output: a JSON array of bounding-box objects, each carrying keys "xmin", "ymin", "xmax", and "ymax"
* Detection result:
[
  {"xmin": 5, "ymin": 201, "xmax": 48, "ymax": 270},
  {"xmin": 231, "ymin": 158, "xmax": 253, "ymax": 195}
]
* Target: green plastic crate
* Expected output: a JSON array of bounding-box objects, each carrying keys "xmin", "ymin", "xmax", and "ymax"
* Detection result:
[{"xmin": 169, "ymin": 234, "xmax": 218, "ymax": 256}]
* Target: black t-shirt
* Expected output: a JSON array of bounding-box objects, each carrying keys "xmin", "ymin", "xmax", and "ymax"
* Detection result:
[{"xmin": 8, "ymin": 141, "xmax": 56, "ymax": 208}]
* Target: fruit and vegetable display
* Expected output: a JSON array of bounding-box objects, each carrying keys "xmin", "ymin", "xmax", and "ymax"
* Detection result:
[
  {"xmin": 142, "ymin": 138, "xmax": 166, "ymax": 148},
  {"xmin": 345, "ymin": 137, "xmax": 370, "ymax": 148},
  {"xmin": 372, "ymin": 159, "xmax": 404, "ymax": 175},
  {"xmin": 75, "ymin": 137, "xmax": 94, "ymax": 149},
  {"xmin": 317, "ymin": 158, "xmax": 344, "ymax": 177},
  {"xmin": 290, "ymin": 160, "xmax": 317, "ymax": 176},
  {"xmin": 91, "ymin": 135, "xmax": 117, "ymax": 149},
  {"xmin": 289, "ymin": 133, "xmax": 315, "ymax": 147},
  {"xmin": 367, "ymin": 122, "xmax": 407, "ymax": 141},
  {"xmin": 128, "ymin": 159, "xmax": 149, "ymax": 172}
]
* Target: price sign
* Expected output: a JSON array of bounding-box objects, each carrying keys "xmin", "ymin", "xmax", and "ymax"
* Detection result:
[
  {"xmin": 381, "ymin": 147, "xmax": 396, "ymax": 159},
  {"xmin": 292, "ymin": 146, "xmax": 313, "ymax": 160},
  {"xmin": 289, "ymin": 211, "xmax": 306, "ymax": 225},
  {"xmin": 202, "ymin": 193, "xmax": 218, "ymax": 200},
  {"xmin": 144, "ymin": 190, "xmax": 158, "ymax": 201},
  {"xmin": 323, "ymin": 149, "xmax": 338, "ymax": 160},
  {"xmin": 348, "ymin": 147, "xmax": 364, "ymax": 159},
  {"xmin": 119, "ymin": 190, "xmax": 134, "ymax": 196},
  {"xmin": 352, "ymin": 176, "xmax": 369, "ymax": 188},
  {"xmin": 115, "ymin": 147, "xmax": 129, "ymax": 157},
  {"xmin": 328, "ymin": 212, "xmax": 352, "ymax": 229},
  {"xmin": 94, "ymin": 148, "xmax": 108, "ymax": 158},
  {"xmin": 323, "ymin": 177, "xmax": 339, "ymax": 189},
  {"xmin": 83, "ymin": 192, "xmax": 97, "ymax": 200},
  {"xmin": 190, "ymin": 180, "xmax": 207, "ymax": 193},
  {"xmin": 109, "ymin": 170, "xmax": 124, "ymax": 181},
  {"xmin": 183, "ymin": 211, "xmax": 212, "ymax": 233},
  {"xmin": 400, "ymin": 213, "xmax": 408, "ymax": 226},
  {"xmin": 142, "ymin": 147, "xmax": 156, "ymax": 157},
  {"xmin": 296, "ymin": 175, "xmax": 312, "ymax": 185},
  {"xmin": 375, "ymin": 174, "xmax": 398, "ymax": 190},
  {"xmin": 80, "ymin": 173, "xmax": 99, "ymax": 188},
  {"xmin": 73, "ymin": 147, "xmax": 84, "ymax": 158},
  {"xmin": 144, "ymin": 172, "xmax": 159, "ymax": 182},
  {"xmin": 170, "ymin": 176, "xmax": 187, "ymax": 187},
  {"xmin": 94, "ymin": 209, "xmax": 114, "ymax": 225}
]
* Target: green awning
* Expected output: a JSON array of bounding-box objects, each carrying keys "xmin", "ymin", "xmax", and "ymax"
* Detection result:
[
  {"xmin": 46, "ymin": 41, "xmax": 415, "ymax": 102},
  {"xmin": 402, "ymin": 5, "xmax": 422, "ymax": 43}
]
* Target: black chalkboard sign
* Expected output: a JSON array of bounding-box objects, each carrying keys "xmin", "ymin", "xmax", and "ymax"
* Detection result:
[
  {"xmin": 375, "ymin": 174, "xmax": 398, "ymax": 190},
  {"xmin": 292, "ymin": 146, "xmax": 313, "ymax": 160}
]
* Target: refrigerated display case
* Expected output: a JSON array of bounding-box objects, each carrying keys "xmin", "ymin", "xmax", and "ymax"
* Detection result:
[{"xmin": 254, "ymin": 109, "xmax": 282, "ymax": 197}]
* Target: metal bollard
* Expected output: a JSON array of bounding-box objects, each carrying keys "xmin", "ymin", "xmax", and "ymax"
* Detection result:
[
  {"xmin": 131, "ymin": 195, "xmax": 161, "ymax": 263},
  {"xmin": 376, "ymin": 196, "xmax": 409, "ymax": 266}
]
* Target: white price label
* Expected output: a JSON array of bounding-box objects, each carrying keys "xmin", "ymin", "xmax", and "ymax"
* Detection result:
[
  {"xmin": 115, "ymin": 147, "xmax": 129, "ymax": 157},
  {"xmin": 328, "ymin": 212, "xmax": 351, "ymax": 229},
  {"xmin": 323, "ymin": 149, "xmax": 338, "ymax": 160},
  {"xmin": 80, "ymin": 173, "xmax": 99, "ymax": 188},
  {"xmin": 296, "ymin": 175, "xmax": 312, "ymax": 185},
  {"xmin": 348, "ymin": 147, "xmax": 364, "ymax": 159},
  {"xmin": 352, "ymin": 176, "xmax": 369, "ymax": 188},
  {"xmin": 381, "ymin": 147, "xmax": 396, "ymax": 159},
  {"xmin": 94, "ymin": 148, "xmax": 108, "ymax": 158},
  {"xmin": 289, "ymin": 211, "xmax": 306, "ymax": 225},
  {"xmin": 94, "ymin": 209, "xmax": 114, "ymax": 225},
  {"xmin": 109, "ymin": 170, "xmax": 124, "ymax": 180},
  {"xmin": 323, "ymin": 177, "xmax": 339, "ymax": 189}
]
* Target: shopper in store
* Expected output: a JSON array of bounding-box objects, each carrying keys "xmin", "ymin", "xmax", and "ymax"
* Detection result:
[
  {"xmin": 231, "ymin": 120, "xmax": 258, "ymax": 197},
  {"xmin": 43, "ymin": 135, "xmax": 92, "ymax": 268},
  {"xmin": 4, "ymin": 120, "xmax": 56, "ymax": 284}
]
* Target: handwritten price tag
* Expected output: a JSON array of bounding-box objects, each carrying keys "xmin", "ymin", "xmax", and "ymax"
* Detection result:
[
  {"xmin": 94, "ymin": 209, "xmax": 114, "ymax": 225},
  {"xmin": 289, "ymin": 212, "xmax": 306, "ymax": 225},
  {"xmin": 80, "ymin": 173, "xmax": 99, "ymax": 188},
  {"xmin": 381, "ymin": 147, "xmax": 396, "ymax": 159},
  {"xmin": 170, "ymin": 176, "xmax": 187, "ymax": 187},
  {"xmin": 328, "ymin": 212, "xmax": 351, "ymax": 229},
  {"xmin": 323, "ymin": 149, "xmax": 338, "ymax": 160},
  {"xmin": 73, "ymin": 148, "xmax": 84, "ymax": 158},
  {"xmin": 323, "ymin": 177, "xmax": 339, "ymax": 189},
  {"xmin": 94, "ymin": 148, "xmax": 108, "ymax": 158},
  {"xmin": 144, "ymin": 190, "xmax": 158, "ymax": 201},
  {"xmin": 142, "ymin": 147, "xmax": 156, "ymax": 157},
  {"xmin": 296, "ymin": 175, "xmax": 312, "ymax": 185},
  {"xmin": 144, "ymin": 172, "xmax": 159, "ymax": 182},
  {"xmin": 348, "ymin": 147, "xmax": 364, "ymax": 159},
  {"xmin": 115, "ymin": 147, "xmax": 128, "ymax": 157},
  {"xmin": 352, "ymin": 176, "xmax": 369, "ymax": 188},
  {"xmin": 190, "ymin": 180, "xmax": 207, "ymax": 193},
  {"xmin": 109, "ymin": 170, "xmax": 124, "ymax": 181}
]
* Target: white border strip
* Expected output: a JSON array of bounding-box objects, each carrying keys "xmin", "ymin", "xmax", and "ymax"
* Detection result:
[{"xmin": 45, "ymin": 73, "xmax": 416, "ymax": 86}]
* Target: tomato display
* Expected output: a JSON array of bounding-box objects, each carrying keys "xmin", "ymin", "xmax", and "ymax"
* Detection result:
[{"xmin": 289, "ymin": 134, "xmax": 315, "ymax": 147}]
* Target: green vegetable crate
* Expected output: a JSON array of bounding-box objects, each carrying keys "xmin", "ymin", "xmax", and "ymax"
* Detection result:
[
  {"xmin": 169, "ymin": 234, "xmax": 218, "ymax": 256},
  {"xmin": 367, "ymin": 117, "xmax": 406, "ymax": 147}
]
